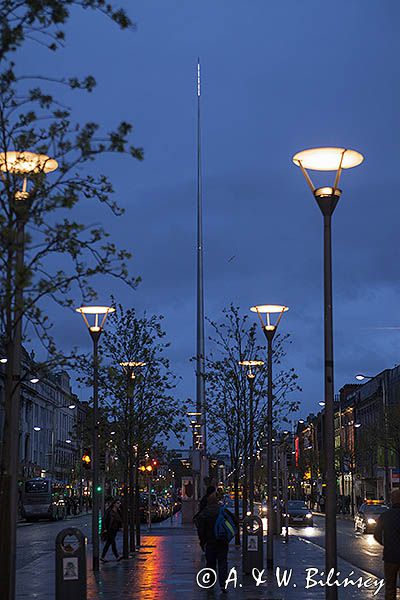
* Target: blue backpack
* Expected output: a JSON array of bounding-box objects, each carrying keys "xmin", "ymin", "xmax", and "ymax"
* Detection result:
[{"xmin": 214, "ymin": 506, "xmax": 237, "ymax": 542}]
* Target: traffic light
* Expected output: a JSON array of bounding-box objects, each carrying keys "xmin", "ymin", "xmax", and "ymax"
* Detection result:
[
  {"xmin": 82, "ymin": 449, "xmax": 91, "ymax": 470},
  {"xmin": 96, "ymin": 484, "xmax": 102, "ymax": 493}
]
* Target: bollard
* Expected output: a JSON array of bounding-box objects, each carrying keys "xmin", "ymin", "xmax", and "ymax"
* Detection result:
[
  {"xmin": 242, "ymin": 515, "xmax": 263, "ymax": 575},
  {"xmin": 56, "ymin": 528, "xmax": 87, "ymax": 600}
]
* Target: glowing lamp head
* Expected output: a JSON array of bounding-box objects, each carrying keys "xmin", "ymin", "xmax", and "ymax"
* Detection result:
[
  {"xmin": 292, "ymin": 147, "xmax": 364, "ymax": 172},
  {"xmin": 250, "ymin": 304, "xmax": 288, "ymax": 335},
  {"xmin": 119, "ymin": 361, "xmax": 147, "ymax": 368},
  {"xmin": 239, "ymin": 359, "xmax": 264, "ymax": 379},
  {"xmin": 0, "ymin": 151, "xmax": 58, "ymax": 175},
  {"xmin": 355, "ymin": 374, "xmax": 370, "ymax": 381},
  {"xmin": 292, "ymin": 147, "xmax": 364, "ymax": 198},
  {"xmin": 76, "ymin": 305, "xmax": 115, "ymax": 335}
]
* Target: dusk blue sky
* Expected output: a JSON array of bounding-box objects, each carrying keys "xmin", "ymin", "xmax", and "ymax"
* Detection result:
[{"xmin": 19, "ymin": 1, "xmax": 400, "ymax": 431}]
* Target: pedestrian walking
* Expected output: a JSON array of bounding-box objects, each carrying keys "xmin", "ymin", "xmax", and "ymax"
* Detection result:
[
  {"xmin": 199, "ymin": 485, "xmax": 216, "ymax": 512},
  {"xmin": 100, "ymin": 499, "xmax": 123, "ymax": 562},
  {"xmin": 196, "ymin": 493, "xmax": 237, "ymax": 593},
  {"xmin": 193, "ymin": 485, "xmax": 217, "ymax": 533},
  {"xmin": 374, "ymin": 488, "xmax": 400, "ymax": 600}
]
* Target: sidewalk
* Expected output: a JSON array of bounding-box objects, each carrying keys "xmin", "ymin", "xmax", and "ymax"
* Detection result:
[{"xmin": 16, "ymin": 518, "xmax": 385, "ymax": 599}]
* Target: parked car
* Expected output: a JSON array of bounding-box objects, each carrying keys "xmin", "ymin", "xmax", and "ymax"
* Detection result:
[
  {"xmin": 139, "ymin": 493, "xmax": 163, "ymax": 523},
  {"xmin": 354, "ymin": 501, "xmax": 389, "ymax": 534},
  {"xmin": 160, "ymin": 497, "xmax": 173, "ymax": 518},
  {"xmin": 285, "ymin": 500, "xmax": 313, "ymax": 526}
]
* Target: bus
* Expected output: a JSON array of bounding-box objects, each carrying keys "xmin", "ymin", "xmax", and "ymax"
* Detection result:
[{"xmin": 21, "ymin": 478, "xmax": 67, "ymax": 521}]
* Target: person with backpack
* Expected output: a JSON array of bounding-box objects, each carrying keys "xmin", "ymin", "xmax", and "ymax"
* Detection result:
[{"xmin": 196, "ymin": 493, "xmax": 237, "ymax": 593}]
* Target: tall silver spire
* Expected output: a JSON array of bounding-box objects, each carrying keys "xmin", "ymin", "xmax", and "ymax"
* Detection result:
[{"xmin": 196, "ymin": 58, "xmax": 206, "ymax": 456}]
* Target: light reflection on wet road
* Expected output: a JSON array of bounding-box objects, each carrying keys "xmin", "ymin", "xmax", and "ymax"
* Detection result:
[{"xmin": 291, "ymin": 515, "xmax": 384, "ymax": 580}]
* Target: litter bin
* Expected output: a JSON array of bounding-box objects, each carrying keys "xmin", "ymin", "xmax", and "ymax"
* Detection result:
[
  {"xmin": 242, "ymin": 515, "xmax": 263, "ymax": 575},
  {"xmin": 56, "ymin": 528, "xmax": 87, "ymax": 600}
]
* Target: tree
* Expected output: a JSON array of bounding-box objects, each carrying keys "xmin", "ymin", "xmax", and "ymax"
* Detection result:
[
  {"xmin": 0, "ymin": 1, "xmax": 133, "ymax": 60},
  {"xmin": 98, "ymin": 305, "xmax": 185, "ymax": 550},
  {"xmin": 0, "ymin": 4, "xmax": 142, "ymax": 597},
  {"xmin": 205, "ymin": 305, "xmax": 300, "ymax": 537}
]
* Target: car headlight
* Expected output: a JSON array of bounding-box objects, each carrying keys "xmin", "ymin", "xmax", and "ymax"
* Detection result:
[
  {"xmin": 367, "ymin": 518, "xmax": 376, "ymax": 524},
  {"xmin": 306, "ymin": 513, "xmax": 313, "ymax": 519}
]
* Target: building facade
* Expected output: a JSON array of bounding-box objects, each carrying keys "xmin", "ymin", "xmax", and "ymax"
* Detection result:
[{"xmin": 0, "ymin": 349, "xmax": 87, "ymax": 483}]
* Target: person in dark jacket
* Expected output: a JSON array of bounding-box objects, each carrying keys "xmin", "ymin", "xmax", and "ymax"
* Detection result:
[
  {"xmin": 193, "ymin": 486, "xmax": 217, "ymax": 534},
  {"xmin": 197, "ymin": 495, "xmax": 236, "ymax": 593},
  {"xmin": 374, "ymin": 488, "xmax": 400, "ymax": 600},
  {"xmin": 101, "ymin": 499, "xmax": 123, "ymax": 562},
  {"xmin": 199, "ymin": 485, "xmax": 217, "ymax": 512}
]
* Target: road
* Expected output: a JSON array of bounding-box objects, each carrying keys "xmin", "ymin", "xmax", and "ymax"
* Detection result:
[
  {"xmin": 288, "ymin": 514, "xmax": 385, "ymax": 580},
  {"xmin": 16, "ymin": 513, "xmax": 92, "ymax": 571}
]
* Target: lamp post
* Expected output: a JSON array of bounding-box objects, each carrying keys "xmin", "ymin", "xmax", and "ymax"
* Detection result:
[
  {"xmin": 187, "ymin": 410, "xmax": 202, "ymax": 506},
  {"xmin": 250, "ymin": 304, "xmax": 288, "ymax": 570},
  {"xmin": 76, "ymin": 305, "xmax": 115, "ymax": 571},
  {"xmin": 293, "ymin": 147, "xmax": 363, "ymax": 599},
  {"xmin": 356, "ymin": 373, "xmax": 390, "ymax": 503},
  {"xmin": 0, "ymin": 151, "xmax": 57, "ymax": 600},
  {"xmin": 238, "ymin": 360, "xmax": 264, "ymax": 514},
  {"xmin": 119, "ymin": 361, "xmax": 146, "ymax": 555}
]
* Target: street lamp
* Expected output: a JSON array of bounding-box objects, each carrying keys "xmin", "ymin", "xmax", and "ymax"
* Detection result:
[
  {"xmin": 238, "ymin": 359, "xmax": 264, "ymax": 514},
  {"xmin": 293, "ymin": 146, "xmax": 364, "ymax": 600},
  {"xmin": 355, "ymin": 374, "xmax": 372, "ymax": 381},
  {"xmin": 76, "ymin": 304, "xmax": 115, "ymax": 571},
  {"xmin": 0, "ymin": 151, "xmax": 58, "ymax": 600},
  {"xmin": 250, "ymin": 304, "xmax": 288, "ymax": 569}
]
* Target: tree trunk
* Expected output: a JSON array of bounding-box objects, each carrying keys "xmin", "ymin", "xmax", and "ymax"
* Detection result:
[
  {"xmin": 242, "ymin": 455, "xmax": 248, "ymax": 520},
  {"xmin": 233, "ymin": 473, "xmax": 240, "ymax": 546},
  {"xmin": 135, "ymin": 456, "xmax": 141, "ymax": 548},
  {"xmin": 129, "ymin": 447, "xmax": 135, "ymax": 552},
  {"xmin": 122, "ymin": 474, "xmax": 129, "ymax": 559}
]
